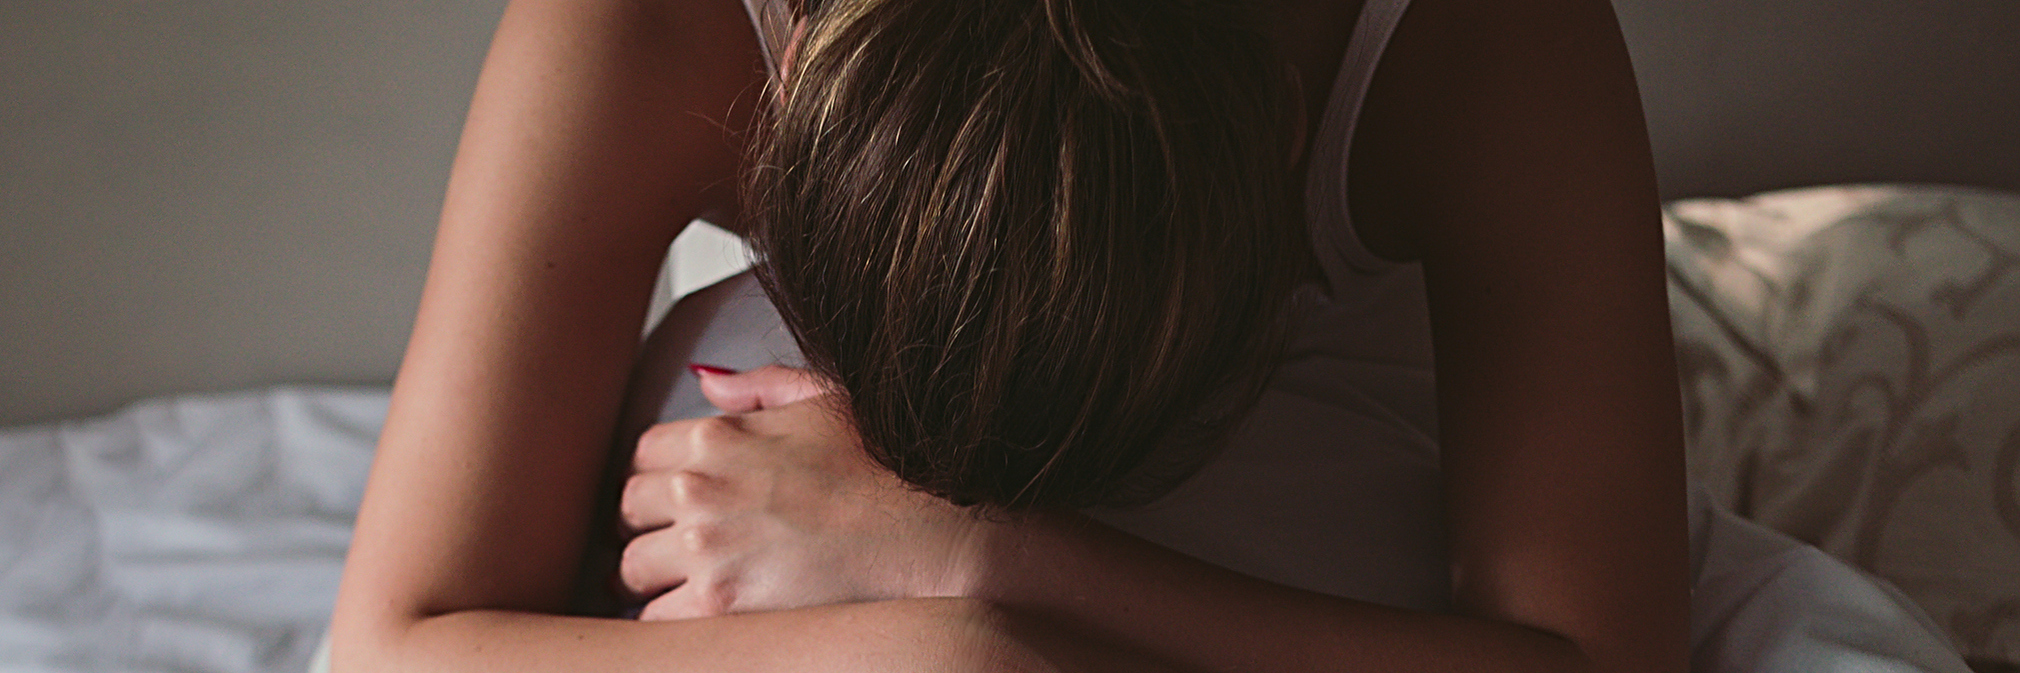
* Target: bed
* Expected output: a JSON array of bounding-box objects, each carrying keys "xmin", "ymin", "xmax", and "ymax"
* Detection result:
[
  {"xmin": 1666, "ymin": 185, "xmax": 2020, "ymax": 671},
  {"xmin": 3, "ymin": 0, "xmax": 2017, "ymax": 671}
]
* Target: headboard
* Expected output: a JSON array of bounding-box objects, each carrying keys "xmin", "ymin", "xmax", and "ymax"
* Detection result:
[{"xmin": 2, "ymin": 0, "xmax": 2017, "ymax": 424}]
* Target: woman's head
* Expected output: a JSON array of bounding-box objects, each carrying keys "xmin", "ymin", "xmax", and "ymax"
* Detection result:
[{"xmin": 748, "ymin": 0, "xmax": 1310, "ymax": 510}]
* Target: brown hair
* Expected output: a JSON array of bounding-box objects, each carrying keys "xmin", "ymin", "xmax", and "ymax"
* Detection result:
[{"xmin": 747, "ymin": 0, "xmax": 1310, "ymax": 510}]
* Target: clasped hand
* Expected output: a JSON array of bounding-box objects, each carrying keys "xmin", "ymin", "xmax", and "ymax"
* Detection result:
[{"xmin": 616, "ymin": 366, "xmax": 990, "ymax": 620}]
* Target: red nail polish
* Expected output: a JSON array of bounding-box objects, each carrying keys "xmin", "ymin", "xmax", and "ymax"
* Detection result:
[{"xmin": 688, "ymin": 363, "xmax": 737, "ymax": 376}]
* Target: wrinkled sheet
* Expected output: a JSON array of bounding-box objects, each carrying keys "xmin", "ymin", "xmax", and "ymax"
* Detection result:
[
  {"xmin": 0, "ymin": 387, "xmax": 382, "ymax": 673},
  {"xmin": 1688, "ymin": 486, "xmax": 1969, "ymax": 672},
  {"xmin": 0, "ymin": 379, "xmax": 1972, "ymax": 673}
]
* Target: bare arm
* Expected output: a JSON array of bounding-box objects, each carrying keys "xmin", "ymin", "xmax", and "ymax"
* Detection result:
[
  {"xmin": 612, "ymin": 0, "xmax": 1687, "ymax": 670},
  {"xmin": 371, "ymin": 0, "xmax": 1685, "ymax": 669},
  {"xmin": 321, "ymin": 1, "xmax": 1004, "ymax": 670},
  {"xmin": 984, "ymin": 0, "xmax": 1690, "ymax": 669},
  {"xmin": 382, "ymin": 600, "xmax": 1072, "ymax": 673},
  {"xmin": 1354, "ymin": 0, "xmax": 1689, "ymax": 667}
]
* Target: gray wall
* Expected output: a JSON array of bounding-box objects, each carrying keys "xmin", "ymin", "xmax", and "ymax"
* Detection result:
[
  {"xmin": 4, "ymin": 0, "xmax": 2018, "ymax": 425},
  {"xmin": 1617, "ymin": 0, "xmax": 2020, "ymax": 200},
  {"xmin": 2, "ymin": 0, "xmax": 502, "ymax": 424}
]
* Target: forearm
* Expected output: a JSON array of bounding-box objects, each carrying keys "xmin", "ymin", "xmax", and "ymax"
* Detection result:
[
  {"xmin": 975, "ymin": 514, "xmax": 1590, "ymax": 673},
  {"xmin": 334, "ymin": 599, "xmax": 1028, "ymax": 673}
]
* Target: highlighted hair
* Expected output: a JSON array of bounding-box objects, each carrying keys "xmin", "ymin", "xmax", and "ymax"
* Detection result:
[{"xmin": 748, "ymin": 0, "xmax": 1310, "ymax": 509}]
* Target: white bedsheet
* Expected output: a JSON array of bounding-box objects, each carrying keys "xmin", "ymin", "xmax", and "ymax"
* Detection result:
[
  {"xmin": 0, "ymin": 387, "xmax": 383, "ymax": 673},
  {"xmin": 0, "ymin": 382, "xmax": 1971, "ymax": 672}
]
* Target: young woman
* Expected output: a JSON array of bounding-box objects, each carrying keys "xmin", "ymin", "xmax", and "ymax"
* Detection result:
[{"xmin": 329, "ymin": 0, "xmax": 1947, "ymax": 671}]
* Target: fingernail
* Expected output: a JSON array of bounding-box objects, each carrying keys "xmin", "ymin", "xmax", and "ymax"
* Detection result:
[{"xmin": 688, "ymin": 363, "xmax": 737, "ymax": 377}]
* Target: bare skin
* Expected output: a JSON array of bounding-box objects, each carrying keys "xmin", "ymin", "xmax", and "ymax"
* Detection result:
[{"xmin": 328, "ymin": 0, "xmax": 1688, "ymax": 670}]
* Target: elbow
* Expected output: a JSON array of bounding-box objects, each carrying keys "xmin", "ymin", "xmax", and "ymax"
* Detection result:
[
  {"xmin": 326, "ymin": 596, "xmax": 428, "ymax": 673},
  {"xmin": 326, "ymin": 621, "xmax": 406, "ymax": 673}
]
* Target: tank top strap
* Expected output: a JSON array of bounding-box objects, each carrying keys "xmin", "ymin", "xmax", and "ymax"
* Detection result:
[
  {"xmin": 1303, "ymin": 0, "xmax": 1416, "ymax": 288},
  {"xmin": 741, "ymin": 0, "xmax": 791, "ymax": 77}
]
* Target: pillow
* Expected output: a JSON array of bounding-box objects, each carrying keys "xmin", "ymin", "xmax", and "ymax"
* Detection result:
[{"xmin": 1666, "ymin": 184, "xmax": 2020, "ymax": 669}]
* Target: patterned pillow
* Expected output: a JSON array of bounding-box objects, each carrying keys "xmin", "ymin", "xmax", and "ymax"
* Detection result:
[{"xmin": 1666, "ymin": 185, "xmax": 2020, "ymax": 669}]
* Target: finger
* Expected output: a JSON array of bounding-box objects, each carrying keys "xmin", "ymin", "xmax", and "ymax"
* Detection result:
[
  {"xmin": 619, "ymin": 469, "xmax": 726, "ymax": 533},
  {"xmin": 697, "ymin": 364, "xmax": 827, "ymax": 412},
  {"xmin": 631, "ymin": 420, "xmax": 691, "ymax": 472},
  {"xmin": 634, "ymin": 416, "xmax": 748, "ymax": 472},
  {"xmin": 617, "ymin": 526, "xmax": 693, "ymax": 600},
  {"xmin": 736, "ymin": 391, "xmax": 863, "ymax": 459},
  {"xmin": 638, "ymin": 575, "xmax": 738, "ymax": 621}
]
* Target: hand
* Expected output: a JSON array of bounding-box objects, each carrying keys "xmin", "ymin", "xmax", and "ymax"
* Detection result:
[{"xmin": 617, "ymin": 365, "xmax": 992, "ymax": 620}]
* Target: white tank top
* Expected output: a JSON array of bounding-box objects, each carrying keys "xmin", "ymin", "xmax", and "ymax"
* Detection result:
[{"xmin": 1080, "ymin": 0, "xmax": 1449, "ymax": 612}]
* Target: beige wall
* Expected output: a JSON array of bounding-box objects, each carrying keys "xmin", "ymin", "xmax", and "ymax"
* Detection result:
[
  {"xmin": 4, "ymin": 0, "xmax": 2017, "ymax": 425},
  {"xmin": 1, "ymin": 1, "xmax": 502, "ymax": 424}
]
